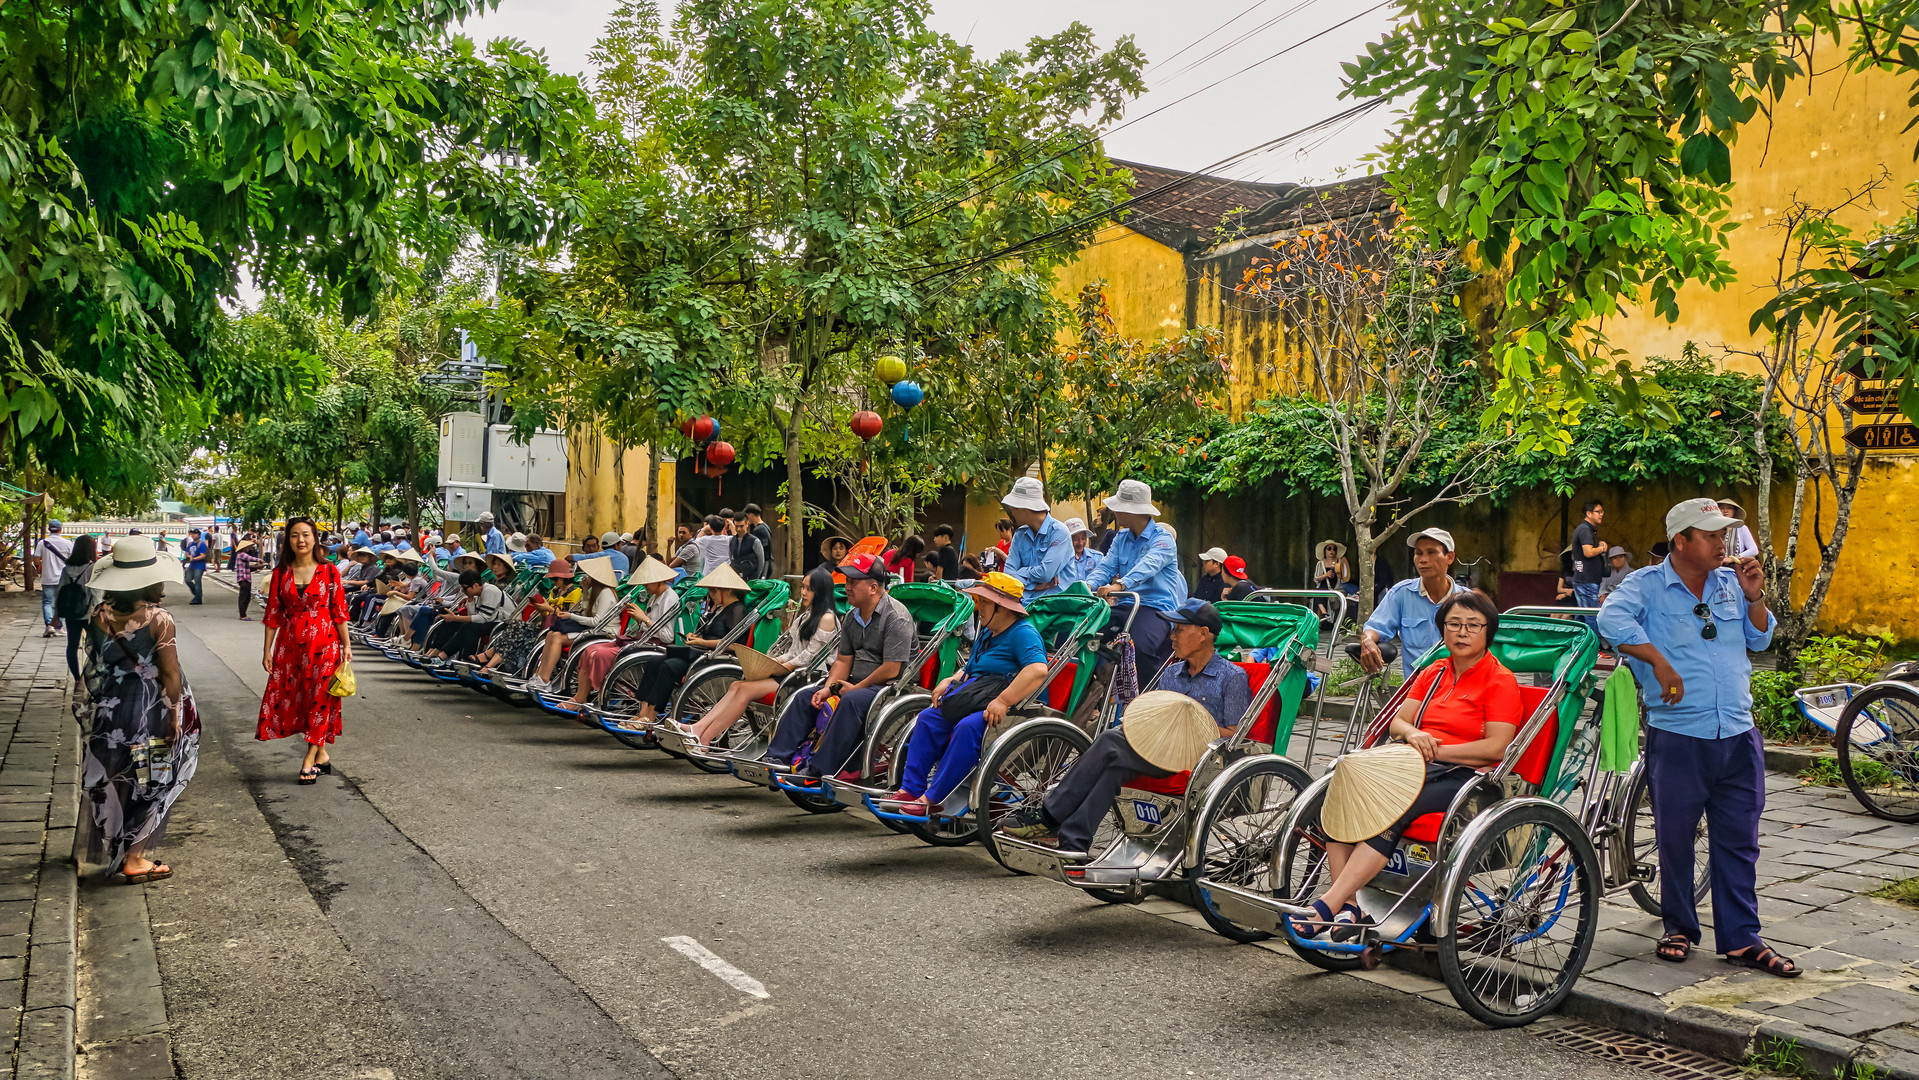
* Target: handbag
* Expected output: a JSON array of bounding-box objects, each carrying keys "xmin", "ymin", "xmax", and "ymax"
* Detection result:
[
  {"xmin": 938, "ymin": 673, "xmax": 1014, "ymax": 722},
  {"xmin": 326, "ymin": 660, "xmax": 356, "ymax": 697}
]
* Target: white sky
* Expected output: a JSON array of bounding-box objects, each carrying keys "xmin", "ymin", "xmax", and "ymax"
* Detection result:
[{"xmin": 457, "ymin": 0, "xmax": 1399, "ymax": 184}]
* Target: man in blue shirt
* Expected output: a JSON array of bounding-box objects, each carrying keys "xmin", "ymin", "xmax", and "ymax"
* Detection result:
[
  {"xmin": 435, "ymin": 533, "xmax": 465, "ymax": 562},
  {"xmin": 1361, "ymin": 528, "xmax": 1466, "ymax": 677},
  {"xmin": 1003, "ymin": 599, "xmax": 1245, "ymax": 855},
  {"xmin": 1598, "ymin": 499, "xmax": 1794, "ymax": 977},
  {"xmin": 479, "ymin": 512, "xmax": 505, "ymax": 556},
  {"xmin": 512, "ymin": 533, "xmax": 556, "ymax": 569},
  {"xmin": 183, "ymin": 528, "xmax": 210, "ymax": 605},
  {"xmin": 573, "ymin": 531, "xmax": 630, "ymax": 578},
  {"xmin": 1059, "ymin": 517, "xmax": 1103, "ymax": 587},
  {"xmin": 1088, "ymin": 479, "xmax": 1187, "ymax": 679},
  {"xmin": 998, "ymin": 477, "xmax": 1072, "ymax": 600}
]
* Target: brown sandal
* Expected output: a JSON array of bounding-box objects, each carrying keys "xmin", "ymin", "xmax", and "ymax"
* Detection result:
[
  {"xmin": 1655, "ymin": 933, "xmax": 1692, "ymax": 962},
  {"xmin": 1724, "ymin": 943, "xmax": 1800, "ymax": 978},
  {"xmin": 122, "ymin": 864, "xmax": 172, "ymax": 884}
]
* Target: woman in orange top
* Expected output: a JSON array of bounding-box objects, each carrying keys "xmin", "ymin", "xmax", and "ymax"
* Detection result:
[{"xmin": 1294, "ymin": 590, "xmax": 1522, "ymax": 940}]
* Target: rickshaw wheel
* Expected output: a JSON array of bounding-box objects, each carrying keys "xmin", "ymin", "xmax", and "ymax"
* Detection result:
[
  {"xmin": 599, "ymin": 654, "xmax": 661, "ymax": 750},
  {"xmin": 973, "ymin": 719, "xmax": 1092, "ymax": 870},
  {"xmin": 1272, "ymin": 781, "xmax": 1364, "ymax": 971},
  {"xmin": 1837, "ymin": 682, "xmax": 1919, "ymax": 823},
  {"xmin": 1623, "ymin": 767, "xmax": 1710, "ymax": 916},
  {"xmin": 673, "ymin": 667, "xmax": 740, "ymax": 773},
  {"xmin": 1190, "ymin": 757, "xmax": 1313, "ymax": 942},
  {"xmin": 864, "ymin": 698, "xmax": 921, "ymax": 834},
  {"xmin": 907, "ymin": 815, "xmax": 977, "ymax": 847},
  {"xmin": 1437, "ymin": 801, "xmax": 1600, "ymax": 1028},
  {"xmin": 784, "ymin": 786, "xmax": 846, "ymax": 814}
]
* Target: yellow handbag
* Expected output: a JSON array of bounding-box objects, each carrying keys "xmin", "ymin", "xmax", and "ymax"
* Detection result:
[{"xmin": 326, "ymin": 660, "xmax": 356, "ymax": 697}]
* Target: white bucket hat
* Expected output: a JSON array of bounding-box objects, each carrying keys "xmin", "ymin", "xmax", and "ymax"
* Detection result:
[
  {"xmin": 89, "ymin": 536, "xmax": 185, "ymax": 592},
  {"xmin": 1000, "ymin": 476, "xmax": 1050, "ymax": 513},
  {"xmin": 507, "ymin": 533, "xmax": 528, "ymax": 553},
  {"xmin": 1064, "ymin": 517, "xmax": 1091, "ymax": 537},
  {"xmin": 1102, "ymin": 479, "xmax": 1160, "ymax": 516},
  {"xmin": 477, "ymin": 511, "xmax": 495, "ymax": 524}
]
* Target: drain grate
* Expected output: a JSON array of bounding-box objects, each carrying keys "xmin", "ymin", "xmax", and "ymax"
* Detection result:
[{"xmin": 1528, "ymin": 1019, "xmax": 1746, "ymax": 1079}]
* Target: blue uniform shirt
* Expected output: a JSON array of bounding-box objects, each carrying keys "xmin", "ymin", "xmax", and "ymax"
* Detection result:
[
  {"xmin": 1090, "ymin": 522, "xmax": 1187, "ymax": 613},
  {"xmin": 1005, "ymin": 515, "xmax": 1073, "ymax": 600},
  {"xmin": 575, "ymin": 549, "xmax": 630, "ymax": 577},
  {"xmin": 1365, "ymin": 575, "xmax": 1468, "ymax": 677},
  {"xmin": 963, "ymin": 618, "xmax": 1048, "ymax": 678},
  {"xmin": 513, "ymin": 548, "xmax": 556, "ymax": 569},
  {"xmin": 1060, "ymin": 548, "xmax": 1104, "ymax": 588},
  {"xmin": 1158, "ymin": 653, "xmax": 1251, "ymax": 732},
  {"xmin": 351, "ymin": 529, "xmax": 369, "ymax": 548},
  {"xmin": 1597, "ymin": 561, "xmax": 1773, "ymax": 739},
  {"xmin": 485, "ymin": 527, "xmax": 506, "ymax": 555}
]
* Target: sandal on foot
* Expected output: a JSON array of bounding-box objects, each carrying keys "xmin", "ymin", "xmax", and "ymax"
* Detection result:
[
  {"xmin": 297, "ymin": 767, "xmax": 320, "ymax": 785},
  {"xmin": 1286, "ymin": 899, "xmax": 1337, "ymax": 941},
  {"xmin": 1656, "ymin": 933, "xmax": 1692, "ymax": 963},
  {"xmin": 122, "ymin": 864, "xmax": 171, "ymax": 883},
  {"xmin": 1724, "ymin": 943, "xmax": 1799, "ymax": 978},
  {"xmin": 1330, "ymin": 903, "xmax": 1373, "ymax": 943}
]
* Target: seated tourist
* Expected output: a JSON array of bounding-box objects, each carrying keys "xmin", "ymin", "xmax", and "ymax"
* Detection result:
[
  {"xmin": 522, "ymin": 557, "xmax": 623, "ymax": 690},
  {"xmin": 1290, "ymin": 590, "xmax": 1519, "ymax": 941},
  {"xmin": 616, "ymin": 565, "xmax": 749, "ymax": 726},
  {"xmin": 421, "ymin": 570, "xmax": 511, "ymax": 662},
  {"xmin": 884, "ymin": 573, "xmax": 1049, "ymax": 817},
  {"xmin": 682, "ymin": 566, "xmax": 838, "ymax": 748},
  {"xmin": 549, "ymin": 558, "xmax": 683, "ymax": 714}
]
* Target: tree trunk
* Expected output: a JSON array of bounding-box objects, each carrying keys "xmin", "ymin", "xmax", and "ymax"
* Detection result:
[
  {"xmin": 645, "ymin": 441, "xmax": 660, "ymax": 559},
  {"xmin": 369, "ymin": 478, "xmax": 383, "ymax": 529},
  {"xmin": 401, "ymin": 449, "xmax": 418, "ymax": 547},
  {"xmin": 334, "ymin": 474, "xmax": 345, "ymax": 537},
  {"xmin": 1353, "ymin": 521, "xmax": 1377, "ymax": 624}
]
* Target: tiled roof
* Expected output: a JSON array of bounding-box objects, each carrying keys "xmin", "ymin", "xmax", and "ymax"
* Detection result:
[{"xmin": 1111, "ymin": 159, "xmax": 1393, "ymax": 252}]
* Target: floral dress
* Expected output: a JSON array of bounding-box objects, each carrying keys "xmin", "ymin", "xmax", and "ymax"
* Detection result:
[
  {"xmin": 77, "ymin": 604, "xmax": 199, "ymax": 875},
  {"xmin": 256, "ymin": 561, "xmax": 348, "ymax": 744}
]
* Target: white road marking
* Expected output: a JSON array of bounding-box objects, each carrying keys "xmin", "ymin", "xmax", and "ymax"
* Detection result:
[{"xmin": 661, "ymin": 935, "xmax": 770, "ymax": 999}]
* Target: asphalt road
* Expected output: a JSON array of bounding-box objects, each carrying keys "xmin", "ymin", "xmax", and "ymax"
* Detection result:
[{"xmin": 157, "ymin": 594, "xmax": 1644, "ymax": 1080}]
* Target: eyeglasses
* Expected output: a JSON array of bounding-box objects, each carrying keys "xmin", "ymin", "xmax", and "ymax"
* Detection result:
[
  {"xmin": 1693, "ymin": 602, "xmax": 1717, "ymax": 641},
  {"xmin": 1443, "ymin": 620, "xmax": 1488, "ymax": 633}
]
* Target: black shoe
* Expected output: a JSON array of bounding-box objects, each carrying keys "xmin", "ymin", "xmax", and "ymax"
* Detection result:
[{"xmin": 755, "ymin": 752, "xmax": 784, "ymax": 767}]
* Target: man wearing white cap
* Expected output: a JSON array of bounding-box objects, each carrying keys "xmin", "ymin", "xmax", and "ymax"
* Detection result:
[
  {"xmin": 34, "ymin": 521, "xmax": 72, "ymax": 637},
  {"xmin": 1086, "ymin": 480, "xmax": 1187, "ymax": 678},
  {"xmin": 574, "ymin": 531, "xmax": 631, "ymax": 578},
  {"xmin": 1599, "ymin": 499, "xmax": 1792, "ymax": 977},
  {"xmin": 1058, "ymin": 518, "xmax": 1102, "ymax": 588},
  {"xmin": 1361, "ymin": 527, "xmax": 1466, "ymax": 677},
  {"xmin": 996, "ymin": 477, "xmax": 1072, "ymax": 600},
  {"xmin": 1194, "ymin": 546, "xmax": 1228, "ymax": 604},
  {"xmin": 479, "ymin": 512, "xmax": 505, "ymax": 556}
]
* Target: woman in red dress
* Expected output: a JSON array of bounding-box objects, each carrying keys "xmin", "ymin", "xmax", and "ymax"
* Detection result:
[{"xmin": 256, "ymin": 517, "xmax": 352, "ymax": 785}]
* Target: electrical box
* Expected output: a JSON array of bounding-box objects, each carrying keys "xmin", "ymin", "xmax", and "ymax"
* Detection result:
[
  {"xmin": 485, "ymin": 424, "xmax": 568, "ymax": 494},
  {"xmin": 438, "ymin": 412, "xmax": 486, "ymax": 484},
  {"xmin": 443, "ymin": 483, "xmax": 493, "ymax": 521},
  {"xmin": 523, "ymin": 430, "xmax": 569, "ymax": 493}
]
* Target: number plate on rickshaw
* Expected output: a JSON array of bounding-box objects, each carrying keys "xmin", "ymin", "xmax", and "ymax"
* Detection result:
[
  {"xmin": 732, "ymin": 760, "xmax": 773, "ymax": 785},
  {"xmin": 1385, "ymin": 844, "xmax": 1433, "ymax": 877},
  {"xmin": 1131, "ymin": 800, "xmax": 1162, "ymax": 826}
]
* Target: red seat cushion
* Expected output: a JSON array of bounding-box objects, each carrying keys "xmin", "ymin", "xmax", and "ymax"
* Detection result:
[
  {"xmin": 1045, "ymin": 662, "xmax": 1079, "ymax": 713},
  {"xmin": 1122, "ymin": 771, "xmax": 1190, "ymax": 796},
  {"xmin": 1235, "ymin": 661, "xmax": 1280, "ymax": 744},
  {"xmin": 918, "ymin": 654, "xmax": 940, "ymax": 690},
  {"xmin": 1400, "ymin": 685, "xmax": 1554, "ymax": 844}
]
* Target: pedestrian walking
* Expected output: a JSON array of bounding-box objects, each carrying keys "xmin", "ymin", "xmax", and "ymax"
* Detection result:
[
  {"xmin": 1572, "ymin": 498, "xmax": 1607, "ymax": 619},
  {"xmin": 1598, "ymin": 498, "xmax": 1797, "ymax": 977},
  {"xmin": 231, "ymin": 539, "xmax": 263, "ymax": 620},
  {"xmin": 77, "ymin": 535, "xmax": 198, "ymax": 883},
  {"xmin": 54, "ymin": 533, "xmax": 99, "ymax": 680},
  {"xmin": 183, "ymin": 527, "xmax": 210, "ymax": 605},
  {"xmin": 34, "ymin": 520, "xmax": 73, "ymax": 638},
  {"xmin": 255, "ymin": 517, "xmax": 351, "ymax": 786}
]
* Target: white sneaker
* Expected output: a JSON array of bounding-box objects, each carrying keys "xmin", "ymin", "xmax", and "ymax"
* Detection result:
[{"xmin": 525, "ymin": 677, "xmax": 550, "ymax": 692}]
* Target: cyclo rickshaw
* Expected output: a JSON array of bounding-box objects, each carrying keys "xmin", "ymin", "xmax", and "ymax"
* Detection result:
[
  {"xmin": 1188, "ymin": 613, "xmax": 1670, "ymax": 1028},
  {"xmin": 1797, "ymin": 670, "xmax": 1919, "ymax": 822},
  {"xmin": 986, "ymin": 600, "xmax": 1322, "ymax": 935},
  {"xmin": 848, "ymin": 584, "xmax": 1113, "ymax": 848},
  {"xmin": 726, "ymin": 582, "xmax": 972, "ymax": 818},
  {"xmin": 383, "ymin": 563, "xmax": 544, "ymax": 669},
  {"xmin": 582, "ymin": 578, "xmax": 790, "ymax": 749},
  {"xmin": 461, "ymin": 569, "xmax": 660, "ymax": 707}
]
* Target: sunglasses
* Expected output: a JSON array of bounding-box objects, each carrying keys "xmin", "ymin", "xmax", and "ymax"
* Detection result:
[{"xmin": 1693, "ymin": 602, "xmax": 1717, "ymax": 641}]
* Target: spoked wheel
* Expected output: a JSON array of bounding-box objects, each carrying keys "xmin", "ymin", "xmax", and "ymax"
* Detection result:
[
  {"xmin": 862, "ymin": 698, "xmax": 919, "ymax": 835},
  {"xmin": 1437, "ymin": 801, "xmax": 1601, "ymax": 1028},
  {"xmin": 973, "ymin": 720, "xmax": 1092, "ymax": 870},
  {"xmin": 598, "ymin": 654, "xmax": 661, "ymax": 750},
  {"xmin": 1624, "ymin": 766, "xmax": 1709, "ymax": 916},
  {"xmin": 1837, "ymin": 683, "xmax": 1919, "ymax": 823},
  {"xmin": 671, "ymin": 666, "xmax": 740, "ymax": 772},
  {"xmin": 907, "ymin": 811, "xmax": 978, "ymax": 847},
  {"xmin": 783, "ymin": 784, "xmax": 845, "ymax": 815},
  {"xmin": 1190, "ymin": 757, "xmax": 1313, "ymax": 942},
  {"xmin": 1272, "ymin": 779, "xmax": 1364, "ymax": 972}
]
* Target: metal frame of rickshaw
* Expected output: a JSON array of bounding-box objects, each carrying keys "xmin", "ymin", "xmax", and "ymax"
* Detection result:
[
  {"xmin": 582, "ymin": 579, "xmax": 791, "ymax": 741},
  {"xmin": 380, "ymin": 564, "xmax": 545, "ymax": 668},
  {"xmin": 986, "ymin": 601, "xmax": 1322, "ymax": 904},
  {"xmin": 450, "ymin": 571, "xmax": 652, "ymax": 695}
]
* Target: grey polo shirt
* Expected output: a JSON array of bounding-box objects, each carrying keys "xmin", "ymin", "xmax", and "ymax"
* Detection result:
[{"xmin": 838, "ymin": 593, "xmax": 916, "ymax": 683}]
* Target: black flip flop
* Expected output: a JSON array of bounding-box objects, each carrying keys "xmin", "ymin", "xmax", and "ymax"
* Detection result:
[
  {"xmin": 1724, "ymin": 943, "xmax": 1799, "ymax": 978},
  {"xmin": 297, "ymin": 767, "xmax": 320, "ymax": 785},
  {"xmin": 1656, "ymin": 933, "xmax": 1692, "ymax": 963}
]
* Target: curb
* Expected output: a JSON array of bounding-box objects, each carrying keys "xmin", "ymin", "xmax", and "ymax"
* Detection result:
[{"xmin": 17, "ymin": 670, "xmax": 79, "ymax": 1080}]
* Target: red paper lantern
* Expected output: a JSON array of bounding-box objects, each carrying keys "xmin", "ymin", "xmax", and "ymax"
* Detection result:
[
  {"xmin": 850, "ymin": 410, "xmax": 883, "ymax": 441},
  {"xmin": 691, "ymin": 415, "xmax": 718, "ymax": 442},
  {"xmin": 705, "ymin": 440, "xmax": 736, "ymax": 467},
  {"xmin": 694, "ymin": 459, "xmax": 728, "ymax": 478},
  {"xmin": 678, "ymin": 417, "xmax": 698, "ymax": 438}
]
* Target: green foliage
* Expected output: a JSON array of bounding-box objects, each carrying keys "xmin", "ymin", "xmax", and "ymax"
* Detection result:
[
  {"xmin": 1345, "ymin": 0, "xmax": 1818, "ymax": 444},
  {"xmin": 1799, "ymin": 755, "xmax": 1893, "ymax": 789},
  {"xmin": 1750, "ymin": 670, "xmax": 1815, "ymax": 742},
  {"xmin": 1796, "ymin": 632, "xmax": 1894, "ymax": 685}
]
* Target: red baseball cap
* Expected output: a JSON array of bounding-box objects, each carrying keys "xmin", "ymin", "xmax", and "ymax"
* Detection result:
[
  {"xmin": 838, "ymin": 552, "xmax": 891, "ymax": 582},
  {"xmin": 1223, "ymin": 555, "xmax": 1248, "ymax": 580}
]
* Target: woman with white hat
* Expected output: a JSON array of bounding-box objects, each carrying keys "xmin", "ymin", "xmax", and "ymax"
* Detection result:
[
  {"xmin": 682, "ymin": 565, "xmax": 839, "ymax": 748},
  {"xmin": 620, "ymin": 565, "xmax": 750, "ymax": 727},
  {"xmin": 78, "ymin": 535, "xmax": 199, "ymax": 882},
  {"xmin": 521, "ymin": 558, "xmax": 623, "ymax": 690},
  {"xmin": 544, "ymin": 558, "xmax": 682, "ymax": 714},
  {"xmin": 255, "ymin": 517, "xmax": 353, "ymax": 786}
]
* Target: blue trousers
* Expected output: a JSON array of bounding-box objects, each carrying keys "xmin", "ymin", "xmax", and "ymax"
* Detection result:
[
  {"xmin": 900, "ymin": 703, "xmax": 991, "ymax": 803},
  {"xmin": 40, "ymin": 586, "xmax": 57, "ymax": 628},
  {"xmin": 1647, "ymin": 726, "xmax": 1765, "ymax": 954},
  {"xmin": 185, "ymin": 563, "xmax": 205, "ymax": 603},
  {"xmin": 1573, "ymin": 581, "xmax": 1600, "ymax": 627}
]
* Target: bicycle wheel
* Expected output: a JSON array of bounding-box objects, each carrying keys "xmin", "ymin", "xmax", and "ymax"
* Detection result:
[
  {"xmin": 1623, "ymin": 766, "xmax": 1710, "ymax": 917},
  {"xmin": 783, "ymin": 784, "xmax": 845, "ymax": 814},
  {"xmin": 1437, "ymin": 801, "xmax": 1600, "ymax": 1028},
  {"xmin": 1271, "ymin": 779, "xmax": 1363, "ymax": 972},
  {"xmin": 861, "ymin": 697, "xmax": 918, "ymax": 834},
  {"xmin": 1189, "ymin": 757, "xmax": 1313, "ymax": 943},
  {"xmin": 973, "ymin": 719, "xmax": 1092, "ymax": 869},
  {"xmin": 672, "ymin": 666, "xmax": 741, "ymax": 773},
  {"xmin": 907, "ymin": 813, "xmax": 978, "ymax": 847},
  {"xmin": 1837, "ymin": 682, "xmax": 1919, "ymax": 823},
  {"xmin": 597, "ymin": 653, "xmax": 660, "ymax": 750}
]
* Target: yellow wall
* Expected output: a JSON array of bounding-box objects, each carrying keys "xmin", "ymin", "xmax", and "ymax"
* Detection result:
[{"xmin": 561, "ymin": 429, "xmax": 676, "ymax": 561}]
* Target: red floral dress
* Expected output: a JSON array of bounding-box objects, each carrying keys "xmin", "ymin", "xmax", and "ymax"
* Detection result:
[{"xmin": 256, "ymin": 561, "xmax": 349, "ymax": 744}]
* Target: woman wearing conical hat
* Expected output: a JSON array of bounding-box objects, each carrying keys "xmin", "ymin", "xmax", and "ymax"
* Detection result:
[{"xmin": 620, "ymin": 564, "xmax": 751, "ymax": 728}]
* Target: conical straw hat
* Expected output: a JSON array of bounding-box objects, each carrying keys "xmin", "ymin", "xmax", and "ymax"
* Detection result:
[
  {"xmin": 731, "ymin": 643, "xmax": 793, "ymax": 682},
  {"xmin": 579, "ymin": 557, "xmax": 619, "ymax": 588},
  {"xmin": 628, "ymin": 558, "xmax": 676, "ymax": 586},
  {"xmin": 379, "ymin": 595, "xmax": 409, "ymax": 616},
  {"xmin": 696, "ymin": 564, "xmax": 750, "ymax": 593},
  {"xmin": 1322, "ymin": 743, "xmax": 1428, "ymax": 843},
  {"xmin": 1120, "ymin": 690, "xmax": 1220, "ymax": 773}
]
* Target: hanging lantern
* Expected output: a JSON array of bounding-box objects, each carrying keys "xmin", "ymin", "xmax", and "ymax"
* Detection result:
[
  {"xmin": 692, "ymin": 415, "xmax": 718, "ymax": 442},
  {"xmin": 890, "ymin": 380, "xmax": 924, "ymax": 409},
  {"xmin": 678, "ymin": 417, "xmax": 698, "ymax": 439},
  {"xmin": 694, "ymin": 459, "xmax": 728, "ymax": 479},
  {"xmin": 874, "ymin": 355, "xmax": 908, "ymax": 385},
  {"xmin": 705, "ymin": 440, "xmax": 736, "ymax": 467},
  {"xmin": 850, "ymin": 410, "xmax": 883, "ymax": 441}
]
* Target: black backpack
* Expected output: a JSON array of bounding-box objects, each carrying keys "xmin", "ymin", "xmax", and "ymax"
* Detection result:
[{"xmin": 54, "ymin": 574, "xmax": 89, "ymax": 620}]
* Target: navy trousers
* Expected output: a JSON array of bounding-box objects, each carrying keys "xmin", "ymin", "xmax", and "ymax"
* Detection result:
[
  {"xmin": 1646, "ymin": 725, "xmax": 1765, "ymax": 954},
  {"xmin": 1042, "ymin": 728, "xmax": 1170, "ymax": 853},
  {"xmin": 766, "ymin": 683, "xmax": 885, "ymax": 777},
  {"xmin": 1110, "ymin": 601, "xmax": 1173, "ymax": 686}
]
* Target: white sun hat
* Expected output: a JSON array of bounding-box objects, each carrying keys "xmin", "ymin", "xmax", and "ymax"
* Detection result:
[
  {"xmin": 1000, "ymin": 476, "xmax": 1050, "ymax": 513},
  {"xmin": 1102, "ymin": 479, "xmax": 1161, "ymax": 516},
  {"xmin": 89, "ymin": 535, "xmax": 185, "ymax": 592}
]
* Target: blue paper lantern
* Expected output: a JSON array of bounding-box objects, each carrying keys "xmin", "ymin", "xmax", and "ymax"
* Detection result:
[{"xmin": 890, "ymin": 380, "xmax": 924, "ymax": 409}]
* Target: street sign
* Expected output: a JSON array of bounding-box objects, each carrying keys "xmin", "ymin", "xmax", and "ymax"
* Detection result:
[
  {"xmin": 1844, "ymin": 422, "xmax": 1919, "ymax": 451},
  {"xmin": 1846, "ymin": 384, "xmax": 1900, "ymax": 413}
]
